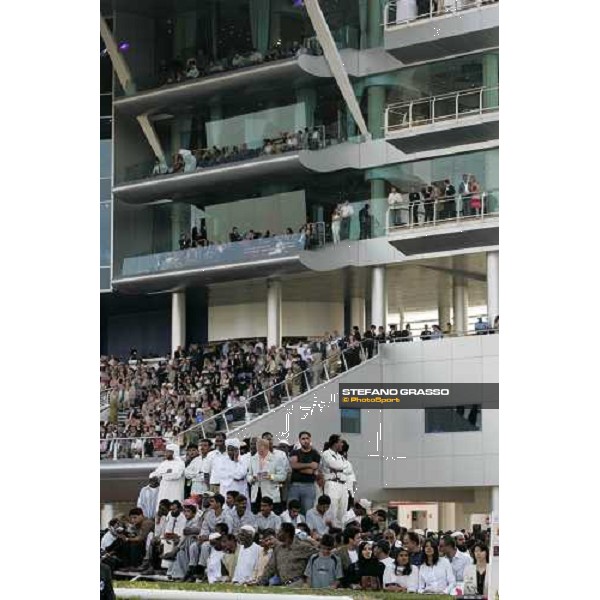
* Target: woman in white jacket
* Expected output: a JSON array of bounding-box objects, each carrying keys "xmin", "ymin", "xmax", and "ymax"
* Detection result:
[
  {"xmin": 418, "ymin": 538, "xmax": 455, "ymax": 594},
  {"xmin": 462, "ymin": 542, "xmax": 489, "ymax": 597}
]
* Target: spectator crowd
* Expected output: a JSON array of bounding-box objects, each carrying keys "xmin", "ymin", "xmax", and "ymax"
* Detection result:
[{"xmin": 101, "ymin": 430, "xmax": 492, "ymax": 595}]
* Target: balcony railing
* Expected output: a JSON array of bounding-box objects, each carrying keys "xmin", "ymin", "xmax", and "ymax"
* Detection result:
[
  {"xmin": 384, "ymin": 0, "xmax": 499, "ymax": 30},
  {"xmin": 118, "ymin": 233, "xmax": 306, "ymax": 279},
  {"xmin": 385, "ymin": 86, "xmax": 499, "ymax": 135}
]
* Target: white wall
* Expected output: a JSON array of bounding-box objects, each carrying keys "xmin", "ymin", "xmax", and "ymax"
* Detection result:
[{"xmin": 208, "ymin": 301, "xmax": 344, "ymax": 341}]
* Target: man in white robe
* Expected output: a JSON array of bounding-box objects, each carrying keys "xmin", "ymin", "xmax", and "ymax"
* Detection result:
[
  {"xmin": 137, "ymin": 477, "xmax": 160, "ymax": 519},
  {"xmin": 220, "ymin": 439, "xmax": 249, "ymax": 499},
  {"xmin": 232, "ymin": 525, "xmax": 261, "ymax": 584},
  {"xmin": 149, "ymin": 444, "xmax": 185, "ymax": 512}
]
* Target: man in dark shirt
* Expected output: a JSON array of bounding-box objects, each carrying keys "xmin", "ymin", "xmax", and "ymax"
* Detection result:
[
  {"xmin": 100, "ymin": 562, "xmax": 116, "ymax": 600},
  {"xmin": 403, "ymin": 531, "xmax": 425, "ymax": 566},
  {"xmin": 358, "ymin": 203, "xmax": 372, "ymax": 240},
  {"xmin": 408, "ymin": 185, "xmax": 421, "ymax": 226},
  {"xmin": 288, "ymin": 431, "xmax": 321, "ymax": 516}
]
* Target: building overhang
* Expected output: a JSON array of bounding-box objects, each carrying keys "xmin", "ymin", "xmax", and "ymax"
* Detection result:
[
  {"xmin": 112, "ymin": 153, "xmax": 307, "ymax": 204},
  {"xmin": 384, "ymin": 4, "xmax": 499, "ymax": 64}
]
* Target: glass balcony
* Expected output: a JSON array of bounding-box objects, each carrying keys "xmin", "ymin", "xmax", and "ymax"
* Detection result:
[{"xmin": 117, "ymin": 233, "xmax": 307, "ymax": 279}]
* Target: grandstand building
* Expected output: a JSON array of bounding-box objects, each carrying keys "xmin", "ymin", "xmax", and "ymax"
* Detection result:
[{"xmin": 100, "ymin": 0, "xmax": 499, "ymax": 531}]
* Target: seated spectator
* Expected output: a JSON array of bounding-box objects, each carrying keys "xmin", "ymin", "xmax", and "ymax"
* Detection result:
[
  {"xmin": 118, "ymin": 508, "xmax": 154, "ymax": 569},
  {"xmin": 475, "ymin": 316, "xmax": 489, "ymax": 335},
  {"xmin": 152, "ymin": 157, "xmax": 168, "ymax": 176},
  {"xmin": 249, "ymin": 48, "xmax": 263, "ymax": 64},
  {"xmin": 439, "ymin": 534, "xmax": 471, "ymax": 583},
  {"xmin": 382, "ymin": 528, "xmax": 402, "ymax": 559},
  {"xmin": 373, "ymin": 540, "xmax": 395, "ymax": 582},
  {"xmin": 229, "ymin": 227, "xmax": 243, "ymax": 243},
  {"xmin": 186, "ymin": 58, "xmax": 200, "ymax": 79},
  {"xmin": 336, "ymin": 525, "xmax": 361, "ymax": 587},
  {"xmin": 232, "ymin": 525, "xmax": 262, "ymax": 583},
  {"xmin": 205, "ymin": 532, "xmax": 226, "ymax": 583},
  {"xmin": 356, "ymin": 540, "xmax": 384, "ymax": 590},
  {"xmin": 403, "ymin": 531, "xmax": 425, "ymax": 566},
  {"xmin": 258, "ymin": 522, "xmax": 316, "ymax": 586},
  {"xmin": 303, "ymin": 533, "xmax": 342, "ymax": 589},
  {"xmin": 306, "ymin": 495, "xmax": 335, "ymax": 540},
  {"xmin": 430, "ymin": 324, "xmax": 443, "ymax": 339},
  {"xmin": 253, "ymin": 528, "xmax": 276, "ymax": 583},
  {"xmin": 280, "ymin": 499, "xmax": 306, "ymax": 526},
  {"xmin": 384, "ymin": 547, "xmax": 419, "ymax": 593},
  {"xmin": 168, "ymin": 501, "xmax": 202, "ymax": 580},
  {"xmin": 254, "ymin": 497, "xmax": 282, "ymax": 533},
  {"xmin": 221, "ymin": 533, "xmax": 241, "ymax": 581},
  {"xmin": 420, "ymin": 324, "xmax": 432, "ymax": 340},
  {"xmin": 462, "ymin": 541, "xmax": 489, "ymax": 596},
  {"xmin": 230, "ymin": 494, "xmax": 257, "ymax": 534},
  {"xmin": 418, "ymin": 538, "xmax": 455, "ymax": 594}
]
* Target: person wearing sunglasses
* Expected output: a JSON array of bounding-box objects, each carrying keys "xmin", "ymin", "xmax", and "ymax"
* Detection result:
[{"xmin": 384, "ymin": 548, "xmax": 419, "ymax": 593}]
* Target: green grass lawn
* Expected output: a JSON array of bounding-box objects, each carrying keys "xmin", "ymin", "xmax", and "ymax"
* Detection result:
[{"xmin": 115, "ymin": 580, "xmax": 449, "ymax": 599}]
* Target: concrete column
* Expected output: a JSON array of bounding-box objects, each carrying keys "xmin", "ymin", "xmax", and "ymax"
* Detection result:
[
  {"xmin": 267, "ymin": 278, "xmax": 282, "ymax": 349},
  {"xmin": 367, "ymin": 85, "xmax": 386, "ymax": 140},
  {"xmin": 438, "ymin": 275, "xmax": 452, "ymax": 330},
  {"xmin": 487, "ymin": 251, "xmax": 499, "ymax": 325},
  {"xmin": 367, "ymin": 0, "xmax": 383, "ymax": 48},
  {"xmin": 453, "ymin": 276, "xmax": 469, "ymax": 334},
  {"xmin": 371, "ymin": 266, "xmax": 387, "ymax": 330},
  {"xmin": 370, "ymin": 178, "xmax": 387, "ymax": 238},
  {"xmin": 171, "ymin": 291, "xmax": 186, "ymax": 355},
  {"xmin": 491, "ymin": 486, "xmax": 499, "ymax": 518},
  {"xmin": 350, "ymin": 297, "xmax": 366, "ymax": 333},
  {"xmin": 439, "ymin": 503, "xmax": 456, "ymax": 532}
]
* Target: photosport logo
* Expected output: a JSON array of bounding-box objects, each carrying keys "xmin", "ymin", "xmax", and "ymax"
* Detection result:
[{"xmin": 338, "ymin": 383, "xmax": 499, "ymax": 409}]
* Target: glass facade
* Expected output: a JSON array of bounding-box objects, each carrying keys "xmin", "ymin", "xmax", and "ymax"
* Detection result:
[
  {"xmin": 425, "ymin": 406, "xmax": 482, "ymax": 433},
  {"xmin": 341, "ymin": 408, "xmax": 361, "ymax": 434}
]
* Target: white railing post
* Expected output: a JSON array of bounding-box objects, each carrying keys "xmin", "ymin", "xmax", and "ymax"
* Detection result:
[
  {"xmin": 408, "ymin": 102, "xmax": 413, "ymax": 128},
  {"xmin": 430, "ymin": 0, "xmax": 434, "ymax": 18},
  {"xmin": 384, "ymin": 2, "xmax": 388, "ymax": 29},
  {"xmin": 431, "ymin": 98, "xmax": 436, "ymax": 124},
  {"xmin": 141, "ymin": 440, "xmax": 145, "ymax": 459},
  {"xmin": 113, "ymin": 441, "xmax": 118, "ymax": 461},
  {"xmin": 304, "ymin": 371, "xmax": 311, "ymax": 392},
  {"xmin": 480, "ymin": 87, "xmax": 484, "ymax": 115},
  {"xmin": 384, "ymin": 107, "xmax": 389, "ymax": 136},
  {"xmin": 323, "ymin": 361, "xmax": 330, "ymax": 381},
  {"xmin": 263, "ymin": 391, "xmax": 271, "ymax": 411},
  {"xmin": 455, "ymin": 91, "xmax": 460, "ymax": 121},
  {"xmin": 200, "ymin": 424, "xmax": 206, "ymax": 439}
]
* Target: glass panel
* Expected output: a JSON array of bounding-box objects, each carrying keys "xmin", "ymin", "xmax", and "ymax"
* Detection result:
[
  {"xmin": 100, "ymin": 203, "xmax": 111, "ymax": 266},
  {"xmin": 100, "ymin": 267, "xmax": 111, "ymax": 291},
  {"xmin": 341, "ymin": 408, "xmax": 361, "ymax": 434},
  {"xmin": 100, "ymin": 118, "xmax": 112, "ymax": 140},
  {"xmin": 100, "ymin": 94, "xmax": 112, "ymax": 117},
  {"xmin": 100, "ymin": 140, "xmax": 112, "ymax": 177},
  {"xmin": 100, "ymin": 178, "xmax": 112, "ymax": 201},
  {"xmin": 119, "ymin": 233, "xmax": 306, "ymax": 278},
  {"xmin": 425, "ymin": 406, "xmax": 482, "ymax": 433}
]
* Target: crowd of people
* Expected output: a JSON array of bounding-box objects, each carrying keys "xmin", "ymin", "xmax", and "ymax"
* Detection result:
[
  {"xmin": 387, "ymin": 174, "xmax": 491, "ymax": 228},
  {"xmin": 150, "ymin": 126, "xmax": 328, "ymax": 180},
  {"xmin": 101, "ymin": 430, "xmax": 491, "ymax": 595},
  {"xmin": 100, "ymin": 332, "xmax": 366, "ymax": 458},
  {"xmin": 154, "ymin": 41, "xmax": 318, "ymax": 89},
  {"xmin": 390, "ymin": 0, "xmax": 498, "ymax": 24}
]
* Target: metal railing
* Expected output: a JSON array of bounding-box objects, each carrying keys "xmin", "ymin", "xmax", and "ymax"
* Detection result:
[
  {"xmin": 385, "ymin": 86, "xmax": 499, "ymax": 135},
  {"xmin": 386, "ymin": 187, "xmax": 499, "ymax": 232},
  {"xmin": 384, "ymin": 0, "xmax": 498, "ymax": 30},
  {"xmin": 100, "ymin": 436, "xmax": 167, "ymax": 461}
]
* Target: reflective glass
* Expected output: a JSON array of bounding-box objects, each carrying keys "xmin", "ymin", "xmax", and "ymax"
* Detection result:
[
  {"xmin": 100, "ymin": 203, "xmax": 111, "ymax": 266},
  {"xmin": 341, "ymin": 408, "xmax": 361, "ymax": 434},
  {"xmin": 100, "ymin": 267, "xmax": 111, "ymax": 291},
  {"xmin": 100, "ymin": 178, "xmax": 112, "ymax": 201},
  {"xmin": 425, "ymin": 406, "xmax": 482, "ymax": 433}
]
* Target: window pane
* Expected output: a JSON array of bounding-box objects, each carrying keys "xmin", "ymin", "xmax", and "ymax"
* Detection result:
[
  {"xmin": 100, "ymin": 178, "xmax": 112, "ymax": 201},
  {"xmin": 100, "ymin": 94, "xmax": 112, "ymax": 117},
  {"xmin": 100, "ymin": 267, "xmax": 111, "ymax": 291},
  {"xmin": 100, "ymin": 203, "xmax": 111, "ymax": 266},
  {"xmin": 100, "ymin": 118, "xmax": 112, "ymax": 140},
  {"xmin": 425, "ymin": 406, "xmax": 481, "ymax": 433},
  {"xmin": 341, "ymin": 408, "xmax": 361, "ymax": 434},
  {"xmin": 100, "ymin": 140, "xmax": 112, "ymax": 176}
]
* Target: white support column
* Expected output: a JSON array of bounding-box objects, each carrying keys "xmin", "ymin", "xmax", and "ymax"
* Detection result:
[
  {"xmin": 267, "ymin": 279, "xmax": 282, "ymax": 349},
  {"xmin": 371, "ymin": 266, "xmax": 387, "ymax": 330},
  {"xmin": 487, "ymin": 251, "xmax": 499, "ymax": 325},
  {"xmin": 350, "ymin": 297, "xmax": 366, "ymax": 333},
  {"xmin": 491, "ymin": 486, "xmax": 499, "ymax": 518},
  {"xmin": 438, "ymin": 275, "xmax": 452, "ymax": 330},
  {"xmin": 171, "ymin": 292, "xmax": 186, "ymax": 356},
  {"xmin": 453, "ymin": 276, "xmax": 469, "ymax": 334}
]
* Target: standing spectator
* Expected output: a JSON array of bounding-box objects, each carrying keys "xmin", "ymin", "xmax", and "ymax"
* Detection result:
[
  {"xmin": 203, "ymin": 433, "xmax": 229, "ymax": 493},
  {"xmin": 340, "ymin": 201, "xmax": 354, "ymax": 241},
  {"xmin": 420, "ymin": 324, "xmax": 432, "ymax": 341},
  {"xmin": 288, "ymin": 431, "xmax": 321, "ymax": 515},
  {"xmin": 422, "ymin": 185, "xmax": 434, "ymax": 223},
  {"xmin": 462, "ymin": 542, "xmax": 489, "ymax": 596},
  {"xmin": 408, "ymin": 185, "xmax": 421, "ymax": 226},
  {"xmin": 457, "ymin": 173, "xmax": 470, "ymax": 217},
  {"xmin": 137, "ymin": 477, "xmax": 160, "ymax": 519},
  {"xmin": 359, "ymin": 203, "xmax": 372, "ymax": 240},
  {"xmin": 304, "ymin": 534, "xmax": 342, "ymax": 588},
  {"xmin": 388, "ymin": 186, "xmax": 403, "ymax": 227},
  {"xmin": 475, "ymin": 317, "xmax": 489, "ymax": 335},
  {"xmin": 469, "ymin": 175, "xmax": 482, "ymax": 216},
  {"xmin": 331, "ymin": 205, "xmax": 342, "ymax": 244},
  {"xmin": 220, "ymin": 439, "xmax": 248, "ymax": 499},
  {"xmin": 443, "ymin": 178, "xmax": 457, "ymax": 219},
  {"xmin": 247, "ymin": 439, "xmax": 287, "ymax": 514},
  {"xmin": 149, "ymin": 444, "xmax": 185, "ymax": 511},
  {"xmin": 183, "ymin": 444, "xmax": 200, "ymax": 498},
  {"xmin": 320, "ymin": 434, "xmax": 352, "ymax": 527},
  {"xmin": 430, "ymin": 324, "xmax": 443, "ymax": 339},
  {"xmin": 418, "ymin": 538, "xmax": 455, "ymax": 594},
  {"xmin": 184, "ymin": 438, "xmax": 212, "ymax": 497}
]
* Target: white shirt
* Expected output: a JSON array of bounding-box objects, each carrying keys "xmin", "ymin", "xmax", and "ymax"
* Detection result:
[
  {"xmin": 184, "ymin": 454, "xmax": 210, "ymax": 494},
  {"xmin": 446, "ymin": 550, "xmax": 471, "ymax": 582},
  {"xmin": 384, "ymin": 564, "xmax": 419, "ymax": 592},
  {"xmin": 232, "ymin": 542, "xmax": 262, "ymax": 583},
  {"xmin": 320, "ymin": 449, "xmax": 351, "ymax": 483},
  {"xmin": 207, "ymin": 548, "xmax": 225, "ymax": 583},
  {"xmin": 380, "ymin": 556, "xmax": 395, "ymax": 583},
  {"xmin": 137, "ymin": 485, "xmax": 159, "ymax": 519},
  {"xmin": 280, "ymin": 510, "xmax": 306, "ymax": 526},
  {"xmin": 388, "ymin": 192, "xmax": 403, "ymax": 206},
  {"xmin": 348, "ymin": 549, "xmax": 358, "ymax": 564},
  {"xmin": 272, "ymin": 448, "xmax": 292, "ymax": 476},
  {"xmin": 162, "ymin": 512, "xmax": 186, "ymax": 539},
  {"xmin": 204, "ymin": 449, "xmax": 230, "ymax": 485},
  {"xmin": 418, "ymin": 557, "xmax": 456, "ymax": 594},
  {"xmin": 219, "ymin": 457, "xmax": 249, "ymax": 498}
]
